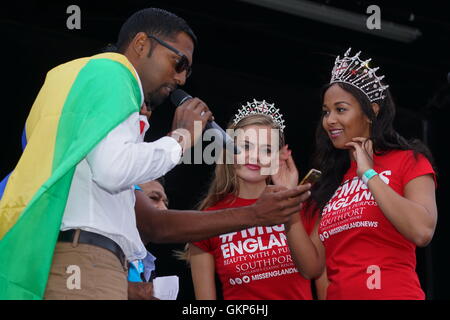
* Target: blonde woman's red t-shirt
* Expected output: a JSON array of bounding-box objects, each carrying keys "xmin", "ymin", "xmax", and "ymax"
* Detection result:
[
  {"xmin": 318, "ymin": 150, "xmax": 435, "ymax": 300},
  {"xmin": 192, "ymin": 195, "xmax": 314, "ymax": 300}
]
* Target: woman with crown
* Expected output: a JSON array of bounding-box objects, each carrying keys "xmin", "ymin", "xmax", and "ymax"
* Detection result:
[
  {"xmin": 184, "ymin": 100, "xmax": 319, "ymax": 300},
  {"xmin": 286, "ymin": 48, "xmax": 437, "ymax": 300}
]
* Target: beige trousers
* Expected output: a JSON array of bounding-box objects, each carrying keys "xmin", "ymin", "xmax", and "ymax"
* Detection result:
[{"xmin": 44, "ymin": 240, "xmax": 128, "ymax": 300}]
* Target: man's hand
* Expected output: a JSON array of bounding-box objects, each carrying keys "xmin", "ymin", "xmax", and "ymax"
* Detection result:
[
  {"xmin": 170, "ymin": 97, "xmax": 213, "ymax": 149},
  {"xmin": 128, "ymin": 281, "xmax": 159, "ymax": 300},
  {"xmin": 250, "ymin": 184, "xmax": 311, "ymax": 226}
]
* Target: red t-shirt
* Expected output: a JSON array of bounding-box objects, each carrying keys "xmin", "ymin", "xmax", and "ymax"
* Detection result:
[
  {"xmin": 192, "ymin": 195, "xmax": 314, "ymax": 300},
  {"xmin": 318, "ymin": 150, "xmax": 435, "ymax": 300}
]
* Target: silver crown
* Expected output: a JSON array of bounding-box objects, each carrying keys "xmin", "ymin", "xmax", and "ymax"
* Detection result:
[
  {"xmin": 330, "ymin": 48, "xmax": 389, "ymax": 102},
  {"xmin": 232, "ymin": 99, "xmax": 286, "ymax": 132}
]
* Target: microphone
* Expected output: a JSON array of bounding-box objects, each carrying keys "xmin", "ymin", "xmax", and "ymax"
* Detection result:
[
  {"xmin": 447, "ymin": 72, "xmax": 450, "ymax": 84},
  {"xmin": 170, "ymin": 89, "xmax": 240, "ymax": 154}
]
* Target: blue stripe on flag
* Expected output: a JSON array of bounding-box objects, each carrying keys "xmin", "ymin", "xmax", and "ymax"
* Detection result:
[
  {"xmin": 0, "ymin": 173, "xmax": 11, "ymax": 200},
  {"xmin": 21, "ymin": 126, "xmax": 27, "ymax": 150}
]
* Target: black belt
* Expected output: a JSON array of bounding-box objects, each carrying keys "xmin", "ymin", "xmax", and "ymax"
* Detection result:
[{"xmin": 58, "ymin": 229, "xmax": 126, "ymax": 267}]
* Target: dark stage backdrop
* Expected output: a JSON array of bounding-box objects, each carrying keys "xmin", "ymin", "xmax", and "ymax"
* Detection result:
[{"xmin": 1, "ymin": 0, "xmax": 449, "ymax": 300}]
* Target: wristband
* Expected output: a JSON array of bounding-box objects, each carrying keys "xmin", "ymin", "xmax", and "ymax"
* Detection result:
[{"xmin": 362, "ymin": 169, "xmax": 378, "ymax": 185}]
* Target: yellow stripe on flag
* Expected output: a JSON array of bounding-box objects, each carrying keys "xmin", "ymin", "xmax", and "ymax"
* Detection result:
[{"xmin": 0, "ymin": 53, "xmax": 137, "ymax": 239}]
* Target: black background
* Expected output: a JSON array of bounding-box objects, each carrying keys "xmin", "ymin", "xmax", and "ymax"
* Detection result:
[{"xmin": 1, "ymin": 0, "xmax": 449, "ymax": 300}]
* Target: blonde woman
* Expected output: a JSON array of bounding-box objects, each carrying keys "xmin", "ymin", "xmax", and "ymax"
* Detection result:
[{"xmin": 188, "ymin": 100, "xmax": 322, "ymax": 300}]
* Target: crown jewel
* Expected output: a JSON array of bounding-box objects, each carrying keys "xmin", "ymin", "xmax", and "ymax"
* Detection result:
[
  {"xmin": 330, "ymin": 48, "xmax": 389, "ymax": 102},
  {"xmin": 233, "ymin": 99, "xmax": 285, "ymax": 132}
]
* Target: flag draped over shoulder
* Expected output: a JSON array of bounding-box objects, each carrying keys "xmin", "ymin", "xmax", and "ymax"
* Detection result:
[{"xmin": 0, "ymin": 53, "xmax": 141, "ymax": 299}]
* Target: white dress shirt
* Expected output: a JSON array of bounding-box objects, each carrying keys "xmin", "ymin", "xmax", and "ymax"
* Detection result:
[{"xmin": 61, "ymin": 69, "xmax": 181, "ymax": 262}]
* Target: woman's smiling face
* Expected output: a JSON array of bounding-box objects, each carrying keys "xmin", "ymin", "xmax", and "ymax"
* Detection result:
[
  {"xmin": 322, "ymin": 84, "xmax": 372, "ymax": 149},
  {"xmin": 234, "ymin": 124, "xmax": 278, "ymax": 183}
]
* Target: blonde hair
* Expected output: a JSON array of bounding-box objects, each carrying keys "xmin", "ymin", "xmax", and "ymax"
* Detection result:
[{"xmin": 174, "ymin": 113, "xmax": 285, "ymax": 262}]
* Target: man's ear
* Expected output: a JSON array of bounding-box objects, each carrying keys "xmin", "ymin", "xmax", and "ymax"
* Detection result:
[{"xmin": 131, "ymin": 32, "xmax": 150, "ymax": 57}]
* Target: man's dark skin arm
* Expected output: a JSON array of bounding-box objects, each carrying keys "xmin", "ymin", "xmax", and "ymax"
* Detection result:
[{"xmin": 135, "ymin": 184, "xmax": 311, "ymax": 243}]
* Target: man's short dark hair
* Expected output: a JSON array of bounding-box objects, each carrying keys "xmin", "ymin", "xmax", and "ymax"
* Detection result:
[{"xmin": 116, "ymin": 8, "xmax": 197, "ymax": 54}]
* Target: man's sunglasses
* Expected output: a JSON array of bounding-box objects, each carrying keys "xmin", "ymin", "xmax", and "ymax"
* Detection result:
[{"xmin": 147, "ymin": 34, "xmax": 192, "ymax": 78}]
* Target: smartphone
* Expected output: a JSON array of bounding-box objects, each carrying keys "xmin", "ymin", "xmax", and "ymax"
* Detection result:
[{"xmin": 299, "ymin": 169, "xmax": 322, "ymax": 185}]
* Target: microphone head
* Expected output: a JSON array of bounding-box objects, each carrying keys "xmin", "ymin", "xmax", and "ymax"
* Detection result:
[
  {"xmin": 170, "ymin": 89, "xmax": 192, "ymax": 106},
  {"xmin": 447, "ymin": 72, "xmax": 450, "ymax": 84}
]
